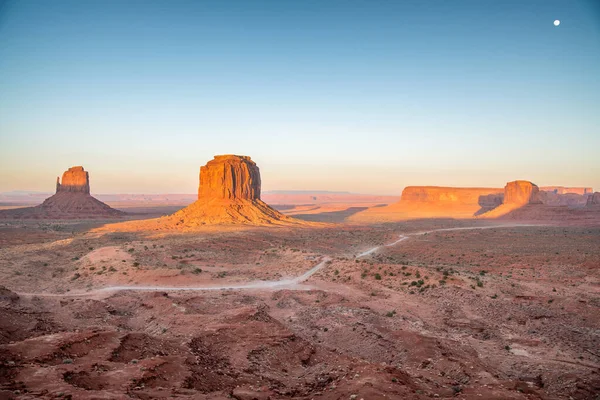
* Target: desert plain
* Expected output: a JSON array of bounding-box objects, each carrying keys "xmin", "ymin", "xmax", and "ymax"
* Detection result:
[{"xmin": 0, "ymin": 157, "xmax": 599, "ymax": 400}]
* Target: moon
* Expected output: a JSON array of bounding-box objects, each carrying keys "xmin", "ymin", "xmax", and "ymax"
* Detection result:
[{"xmin": 554, "ymin": 19, "xmax": 560, "ymax": 26}]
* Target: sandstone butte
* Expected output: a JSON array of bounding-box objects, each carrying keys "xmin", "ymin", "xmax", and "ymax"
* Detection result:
[
  {"xmin": 113, "ymin": 155, "xmax": 309, "ymax": 230},
  {"xmin": 479, "ymin": 180, "xmax": 542, "ymax": 218},
  {"xmin": 0, "ymin": 166, "xmax": 124, "ymax": 220}
]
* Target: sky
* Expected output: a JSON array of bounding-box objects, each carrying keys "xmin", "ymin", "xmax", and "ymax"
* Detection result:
[{"xmin": 0, "ymin": 0, "xmax": 599, "ymax": 195}]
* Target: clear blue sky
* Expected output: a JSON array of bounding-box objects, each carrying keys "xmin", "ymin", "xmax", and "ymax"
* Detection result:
[{"xmin": 1, "ymin": 0, "xmax": 599, "ymax": 194}]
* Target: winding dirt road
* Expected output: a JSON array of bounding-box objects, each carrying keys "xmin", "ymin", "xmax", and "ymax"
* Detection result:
[{"xmin": 17, "ymin": 223, "xmax": 535, "ymax": 298}]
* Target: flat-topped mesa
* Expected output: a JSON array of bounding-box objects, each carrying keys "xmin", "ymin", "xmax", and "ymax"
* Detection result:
[
  {"xmin": 198, "ymin": 155, "xmax": 261, "ymax": 201},
  {"xmin": 56, "ymin": 166, "xmax": 90, "ymax": 194},
  {"xmin": 400, "ymin": 186, "xmax": 504, "ymax": 205},
  {"xmin": 503, "ymin": 180, "xmax": 541, "ymax": 205},
  {"xmin": 540, "ymin": 186, "xmax": 593, "ymax": 195}
]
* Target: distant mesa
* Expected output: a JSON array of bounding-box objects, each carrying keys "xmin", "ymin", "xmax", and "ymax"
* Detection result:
[
  {"xmin": 348, "ymin": 186, "xmax": 505, "ymax": 222},
  {"xmin": 349, "ymin": 178, "xmax": 598, "ymax": 223},
  {"xmin": 0, "ymin": 166, "xmax": 124, "ymax": 220},
  {"xmin": 152, "ymin": 155, "xmax": 306, "ymax": 227},
  {"xmin": 399, "ymin": 186, "xmax": 504, "ymax": 216},
  {"xmin": 541, "ymin": 186, "xmax": 593, "ymax": 195},
  {"xmin": 587, "ymin": 192, "xmax": 600, "ymax": 207}
]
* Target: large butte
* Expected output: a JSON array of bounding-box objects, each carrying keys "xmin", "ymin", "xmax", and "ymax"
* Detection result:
[{"xmin": 162, "ymin": 155, "xmax": 303, "ymax": 226}]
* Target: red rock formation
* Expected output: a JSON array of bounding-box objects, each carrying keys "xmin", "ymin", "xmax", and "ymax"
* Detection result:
[
  {"xmin": 159, "ymin": 155, "xmax": 305, "ymax": 227},
  {"xmin": 503, "ymin": 180, "xmax": 541, "ymax": 205},
  {"xmin": 400, "ymin": 186, "xmax": 504, "ymax": 207},
  {"xmin": 481, "ymin": 180, "xmax": 546, "ymax": 219},
  {"xmin": 587, "ymin": 192, "xmax": 600, "ymax": 206},
  {"xmin": 540, "ymin": 186, "xmax": 593, "ymax": 195},
  {"xmin": 397, "ymin": 186, "xmax": 505, "ymax": 216},
  {"xmin": 56, "ymin": 166, "xmax": 90, "ymax": 194},
  {"xmin": 198, "ymin": 155, "xmax": 261, "ymax": 200},
  {"xmin": 349, "ymin": 186, "xmax": 504, "ymax": 222},
  {"xmin": 0, "ymin": 166, "xmax": 124, "ymax": 220}
]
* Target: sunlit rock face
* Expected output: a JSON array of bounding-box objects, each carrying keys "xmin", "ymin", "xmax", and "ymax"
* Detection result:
[
  {"xmin": 503, "ymin": 180, "xmax": 541, "ymax": 206},
  {"xmin": 155, "ymin": 155, "xmax": 306, "ymax": 227},
  {"xmin": 56, "ymin": 166, "xmax": 90, "ymax": 194},
  {"xmin": 198, "ymin": 155, "xmax": 261, "ymax": 201}
]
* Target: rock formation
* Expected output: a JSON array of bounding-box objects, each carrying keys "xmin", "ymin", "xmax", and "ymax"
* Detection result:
[
  {"xmin": 503, "ymin": 180, "xmax": 541, "ymax": 206},
  {"xmin": 587, "ymin": 192, "xmax": 600, "ymax": 206},
  {"xmin": 56, "ymin": 166, "xmax": 90, "ymax": 194},
  {"xmin": 159, "ymin": 155, "xmax": 304, "ymax": 227},
  {"xmin": 540, "ymin": 186, "xmax": 593, "ymax": 195},
  {"xmin": 0, "ymin": 166, "xmax": 124, "ymax": 220},
  {"xmin": 399, "ymin": 186, "xmax": 504, "ymax": 215},
  {"xmin": 348, "ymin": 186, "xmax": 504, "ymax": 222},
  {"xmin": 198, "ymin": 155, "xmax": 261, "ymax": 200},
  {"xmin": 481, "ymin": 180, "xmax": 546, "ymax": 219}
]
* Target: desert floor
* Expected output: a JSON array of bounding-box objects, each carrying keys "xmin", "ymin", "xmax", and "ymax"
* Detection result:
[{"xmin": 0, "ymin": 215, "xmax": 599, "ymax": 399}]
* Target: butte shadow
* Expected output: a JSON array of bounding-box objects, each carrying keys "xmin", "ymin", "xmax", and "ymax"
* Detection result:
[{"xmin": 0, "ymin": 166, "xmax": 125, "ymax": 220}]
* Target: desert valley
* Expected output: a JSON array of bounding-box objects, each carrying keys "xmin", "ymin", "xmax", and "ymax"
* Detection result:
[
  {"xmin": 0, "ymin": 155, "xmax": 599, "ymax": 400},
  {"xmin": 2, "ymin": 2, "xmax": 599, "ymax": 399}
]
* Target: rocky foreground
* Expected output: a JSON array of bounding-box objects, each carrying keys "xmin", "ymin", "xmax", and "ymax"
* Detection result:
[{"xmin": 0, "ymin": 220, "xmax": 599, "ymax": 399}]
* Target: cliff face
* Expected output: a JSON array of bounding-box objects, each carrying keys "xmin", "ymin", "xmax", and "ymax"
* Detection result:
[
  {"xmin": 198, "ymin": 155, "xmax": 261, "ymax": 201},
  {"xmin": 161, "ymin": 155, "xmax": 305, "ymax": 227},
  {"xmin": 398, "ymin": 186, "xmax": 505, "ymax": 216},
  {"xmin": 540, "ymin": 186, "xmax": 593, "ymax": 195},
  {"xmin": 56, "ymin": 166, "xmax": 90, "ymax": 194},
  {"xmin": 503, "ymin": 181, "xmax": 541, "ymax": 206},
  {"xmin": 400, "ymin": 186, "xmax": 504, "ymax": 207}
]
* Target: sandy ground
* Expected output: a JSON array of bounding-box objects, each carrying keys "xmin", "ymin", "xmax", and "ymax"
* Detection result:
[{"xmin": 0, "ymin": 214, "xmax": 599, "ymax": 399}]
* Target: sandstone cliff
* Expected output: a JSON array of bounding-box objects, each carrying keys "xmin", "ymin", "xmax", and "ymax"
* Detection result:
[
  {"xmin": 480, "ymin": 180, "xmax": 542, "ymax": 218},
  {"xmin": 503, "ymin": 180, "xmax": 541, "ymax": 206},
  {"xmin": 56, "ymin": 166, "xmax": 90, "ymax": 194},
  {"xmin": 399, "ymin": 186, "xmax": 504, "ymax": 214},
  {"xmin": 0, "ymin": 166, "xmax": 124, "ymax": 220},
  {"xmin": 155, "ymin": 155, "xmax": 305, "ymax": 228},
  {"xmin": 349, "ymin": 186, "xmax": 504, "ymax": 222},
  {"xmin": 198, "ymin": 155, "xmax": 261, "ymax": 201}
]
